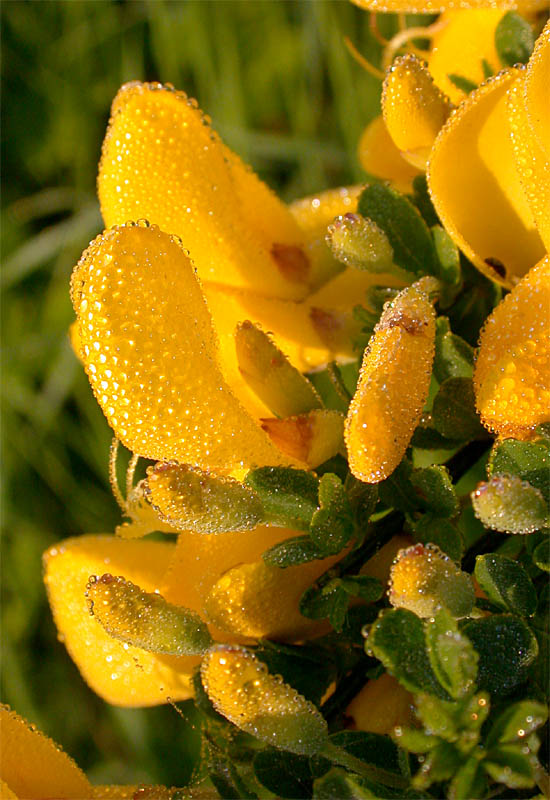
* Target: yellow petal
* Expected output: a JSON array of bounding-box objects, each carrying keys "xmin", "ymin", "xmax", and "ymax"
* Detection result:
[
  {"xmin": 474, "ymin": 255, "xmax": 550, "ymax": 439},
  {"xmin": 359, "ymin": 534, "xmax": 413, "ymax": 585},
  {"xmin": 203, "ymin": 553, "xmax": 340, "ymax": 640},
  {"xmin": 0, "ymin": 781, "xmax": 18, "ymax": 800},
  {"xmin": 507, "ymin": 31, "xmax": 550, "ymax": 250},
  {"xmin": 345, "ymin": 285, "xmax": 436, "ymax": 483},
  {"xmin": 99, "ymin": 82, "xmax": 309, "ymax": 300},
  {"xmin": 307, "ymin": 266, "xmax": 406, "ymax": 312},
  {"xmin": 350, "ymin": 0, "xmax": 547, "ymax": 12},
  {"xmin": 429, "ymin": 10, "xmax": 505, "ymax": 104},
  {"xmin": 345, "ymin": 674, "xmax": 415, "ymax": 735},
  {"xmin": 203, "ymin": 281, "xmax": 358, "ymax": 373},
  {"xmin": 0, "ymin": 705, "xmax": 91, "ymax": 799},
  {"xmin": 261, "ymin": 410, "xmax": 345, "ymax": 469},
  {"xmin": 428, "ymin": 69, "xmax": 545, "ymax": 286},
  {"xmin": 71, "ymin": 223, "xmax": 284, "ymax": 471},
  {"xmin": 525, "ymin": 19, "xmax": 550, "ymax": 160},
  {"xmin": 358, "ymin": 116, "xmax": 422, "ymax": 193},
  {"xmin": 383, "ymin": 54, "xmax": 453, "ymax": 170},
  {"xmin": 43, "ymin": 535, "xmax": 196, "ymax": 706}
]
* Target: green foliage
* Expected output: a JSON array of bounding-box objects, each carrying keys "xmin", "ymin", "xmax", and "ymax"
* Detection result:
[
  {"xmin": 432, "ymin": 377, "xmax": 485, "ymax": 441},
  {"xmin": 472, "ymin": 474, "xmax": 548, "ymax": 534},
  {"xmin": 488, "ymin": 437, "xmax": 550, "ymax": 505},
  {"xmin": 263, "ymin": 535, "xmax": 326, "ymax": 567},
  {"xmin": 495, "ymin": 11, "xmax": 535, "ymax": 66},
  {"xmin": 357, "ymin": 184, "xmax": 437, "ymax": 276},
  {"xmin": 475, "ymin": 554, "xmax": 537, "ymax": 616},
  {"xmin": 245, "ymin": 466, "xmax": 319, "ymax": 530},
  {"xmin": 432, "ymin": 225, "xmax": 461, "ymax": 286},
  {"xmin": 433, "ymin": 321, "xmax": 474, "ymax": 383}
]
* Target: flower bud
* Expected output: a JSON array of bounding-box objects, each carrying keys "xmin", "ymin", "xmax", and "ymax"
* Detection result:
[
  {"xmin": 389, "ymin": 543, "xmax": 475, "ymax": 619},
  {"xmin": 326, "ymin": 214, "xmax": 394, "ymax": 273},
  {"xmin": 200, "ymin": 646, "xmax": 328, "ymax": 755},
  {"xmin": 86, "ymin": 574, "xmax": 212, "ymax": 655},
  {"xmin": 472, "ymin": 474, "xmax": 548, "ymax": 534}
]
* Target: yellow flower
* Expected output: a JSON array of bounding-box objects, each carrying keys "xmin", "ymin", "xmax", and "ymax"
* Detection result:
[
  {"xmin": 47, "ymin": 84, "xmax": 373, "ymax": 708},
  {"xmin": 0, "ymin": 704, "xmax": 177, "ymax": 799}
]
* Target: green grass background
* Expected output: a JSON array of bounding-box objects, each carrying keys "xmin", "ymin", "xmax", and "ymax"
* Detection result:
[{"xmin": 1, "ymin": 0, "xmax": 393, "ymax": 784}]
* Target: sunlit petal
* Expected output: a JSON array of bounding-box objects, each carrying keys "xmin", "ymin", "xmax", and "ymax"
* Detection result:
[{"xmin": 358, "ymin": 116, "xmax": 422, "ymax": 192}]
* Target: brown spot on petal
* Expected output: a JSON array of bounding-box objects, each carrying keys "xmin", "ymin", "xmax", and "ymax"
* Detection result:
[
  {"xmin": 310, "ymin": 306, "xmax": 345, "ymax": 348},
  {"xmin": 484, "ymin": 257, "xmax": 507, "ymax": 279},
  {"xmin": 271, "ymin": 243, "xmax": 310, "ymax": 284},
  {"xmin": 261, "ymin": 415, "xmax": 314, "ymax": 463}
]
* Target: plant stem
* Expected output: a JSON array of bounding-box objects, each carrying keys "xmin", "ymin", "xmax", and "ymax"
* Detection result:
[{"xmin": 320, "ymin": 741, "xmax": 408, "ymax": 789}]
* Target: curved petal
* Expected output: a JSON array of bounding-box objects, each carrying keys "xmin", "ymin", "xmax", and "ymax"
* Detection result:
[
  {"xmin": 308, "ymin": 266, "xmax": 406, "ymax": 311},
  {"xmin": 98, "ymin": 82, "xmax": 310, "ymax": 300},
  {"xmin": 43, "ymin": 535, "xmax": 196, "ymax": 706},
  {"xmin": 383, "ymin": 55, "xmax": 453, "ymax": 170},
  {"xmin": 261, "ymin": 410, "xmax": 345, "ymax": 468},
  {"xmin": 474, "ymin": 255, "xmax": 550, "ymax": 439},
  {"xmin": 507, "ymin": 74, "xmax": 550, "ymax": 252},
  {"xmin": 161, "ymin": 525, "xmax": 339, "ymax": 641},
  {"xmin": 428, "ymin": 69, "xmax": 545, "ymax": 286},
  {"xmin": 345, "ymin": 673, "xmax": 415, "ymax": 735},
  {"xmin": 525, "ymin": 19, "xmax": 550, "ymax": 160},
  {"xmin": 350, "ymin": 0, "xmax": 546, "ymax": 12},
  {"xmin": 71, "ymin": 223, "xmax": 285, "ymax": 470},
  {"xmin": 345, "ymin": 285, "xmax": 436, "ymax": 483},
  {"xmin": 358, "ymin": 116, "xmax": 422, "ymax": 193},
  {"xmin": 429, "ymin": 10, "xmax": 505, "ymax": 104},
  {"xmin": 0, "ymin": 705, "xmax": 91, "ymax": 799}
]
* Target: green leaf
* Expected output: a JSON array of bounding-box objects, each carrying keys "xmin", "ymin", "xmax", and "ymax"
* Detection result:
[
  {"xmin": 411, "ymin": 466, "xmax": 459, "ymax": 518},
  {"xmin": 339, "ymin": 575, "xmax": 384, "ymax": 603},
  {"xmin": 346, "ymin": 476, "xmax": 378, "ymax": 532},
  {"xmin": 411, "ymin": 423, "xmax": 462, "ymax": 451},
  {"xmin": 379, "ymin": 459, "xmax": 419, "ymax": 513},
  {"xmin": 462, "ymin": 615, "xmax": 539, "ymax": 694},
  {"xmin": 448, "ymin": 756, "xmax": 487, "ymax": 800},
  {"xmin": 394, "ymin": 728, "xmax": 438, "ymax": 754},
  {"xmin": 263, "ymin": 535, "xmax": 326, "ymax": 568},
  {"xmin": 489, "ymin": 438, "xmax": 550, "ymax": 506},
  {"xmin": 413, "ymin": 741, "xmax": 462, "ymax": 788},
  {"xmin": 254, "ymin": 641, "xmax": 337, "ymax": 707},
  {"xmin": 411, "ymin": 175, "xmax": 439, "ymax": 228},
  {"xmin": 330, "ymin": 731, "xmax": 404, "ymax": 777},
  {"xmin": 447, "ymin": 74, "xmax": 478, "ymax": 94},
  {"xmin": 368, "ymin": 609, "xmax": 450, "ymax": 699},
  {"xmin": 481, "ymin": 59, "xmax": 494, "ymax": 79},
  {"xmin": 300, "ymin": 579, "xmax": 351, "ymax": 632},
  {"xmin": 310, "ymin": 473, "xmax": 355, "ymax": 556},
  {"xmin": 207, "ymin": 742, "xmax": 258, "ymax": 799},
  {"xmin": 433, "ymin": 325, "xmax": 474, "ymax": 384},
  {"xmin": 357, "ymin": 184, "xmax": 437, "ymax": 276},
  {"xmin": 245, "ymin": 467, "xmax": 319, "ymax": 531},
  {"xmin": 495, "ymin": 11, "xmax": 535, "ymax": 67},
  {"xmin": 432, "ymin": 378, "xmax": 485, "ymax": 441},
  {"xmin": 425, "ymin": 608, "xmax": 478, "ymax": 699},
  {"xmin": 475, "ymin": 554, "xmax": 537, "ymax": 616},
  {"xmin": 472, "ymin": 474, "xmax": 548, "ymax": 534},
  {"xmin": 253, "ymin": 749, "xmax": 316, "ymax": 799},
  {"xmin": 446, "ymin": 259, "xmax": 501, "ymax": 346},
  {"xmin": 414, "ymin": 516, "xmax": 464, "ymax": 562},
  {"xmin": 486, "ymin": 700, "xmax": 548, "ymax": 747},
  {"xmin": 432, "ymin": 226, "xmax": 461, "ymax": 286},
  {"xmin": 313, "ymin": 768, "xmax": 376, "ymax": 799},
  {"xmin": 484, "ymin": 744, "xmax": 537, "ymax": 789},
  {"xmin": 533, "ymin": 537, "xmax": 550, "ymax": 572}
]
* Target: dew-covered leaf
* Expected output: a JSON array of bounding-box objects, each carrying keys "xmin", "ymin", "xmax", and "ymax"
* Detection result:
[
  {"xmin": 263, "ymin": 536, "xmax": 326, "ymax": 568},
  {"xmin": 432, "ymin": 226, "xmax": 461, "ymax": 286},
  {"xmin": 313, "ymin": 768, "xmax": 376, "ymax": 799},
  {"xmin": 474, "ymin": 554, "xmax": 537, "ymax": 616},
  {"xmin": 433, "ymin": 325, "xmax": 474, "ymax": 384},
  {"xmin": 329, "ymin": 731, "xmax": 404, "ymax": 777},
  {"xmin": 462, "ymin": 615, "xmax": 539, "ymax": 695},
  {"xmin": 413, "ymin": 516, "xmax": 464, "ymax": 562},
  {"xmin": 368, "ymin": 608, "xmax": 450, "ymax": 699},
  {"xmin": 300, "ymin": 579, "xmax": 351, "ymax": 632},
  {"xmin": 206, "ymin": 742, "xmax": 258, "ymax": 800},
  {"xmin": 425, "ymin": 608, "xmax": 478, "ymax": 700},
  {"xmin": 533, "ymin": 537, "xmax": 550, "ymax": 572},
  {"xmin": 432, "ymin": 378, "xmax": 485, "ymax": 441},
  {"xmin": 483, "ymin": 744, "xmax": 537, "ymax": 789},
  {"xmin": 410, "ymin": 466, "xmax": 459, "ymax": 518},
  {"xmin": 245, "ymin": 467, "xmax": 319, "ymax": 531},
  {"xmin": 357, "ymin": 184, "xmax": 437, "ymax": 276},
  {"xmin": 254, "ymin": 641, "xmax": 338, "ymax": 707},
  {"xmin": 485, "ymin": 700, "xmax": 548, "ymax": 748},
  {"xmin": 310, "ymin": 473, "xmax": 354, "ymax": 556},
  {"xmin": 448, "ymin": 756, "xmax": 487, "ymax": 800},
  {"xmin": 253, "ymin": 749, "xmax": 316, "ymax": 799},
  {"xmin": 488, "ymin": 438, "xmax": 550, "ymax": 506}
]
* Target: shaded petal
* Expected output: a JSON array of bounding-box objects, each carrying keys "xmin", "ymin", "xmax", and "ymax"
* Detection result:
[
  {"xmin": 383, "ymin": 54, "xmax": 453, "ymax": 170},
  {"xmin": 350, "ymin": 0, "xmax": 546, "ymax": 12},
  {"xmin": 429, "ymin": 10, "xmax": 505, "ymax": 104},
  {"xmin": 525, "ymin": 19, "xmax": 550, "ymax": 160},
  {"xmin": 71, "ymin": 223, "xmax": 285, "ymax": 470},
  {"xmin": 307, "ymin": 265, "xmax": 406, "ymax": 312},
  {"xmin": 0, "ymin": 705, "xmax": 91, "ymax": 799},
  {"xmin": 474, "ymin": 256, "xmax": 550, "ymax": 439},
  {"xmin": 99, "ymin": 82, "xmax": 309, "ymax": 300},
  {"xmin": 428, "ymin": 68, "xmax": 545, "ymax": 286},
  {"xmin": 261, "ymin": 410, "xmax": 345, "ymax": 469},
  {"xmin": 345, "ymin": 285, "xmax": 436, "ymax": 483},
  {"xmin": 345, "ymin": 673, "xmax": 415, "ymax": 735},
  {"xmin": 358, "ymin": 116, "xmax": 422, "ymax": 192},
  {"xmin": 43, "ymin": 535, "xmax": 196, "ymax": 706},
  {"xmin": 203, "ymin": 281, "xmax": 359, "ymax": 374}
]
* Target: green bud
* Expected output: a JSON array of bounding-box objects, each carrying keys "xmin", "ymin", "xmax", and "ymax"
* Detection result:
[
  {"xmin": 326, "ymin": 214, "xmax": 394, "ymax": 273},
  {"xmin": 86, "ymin": 574, "xmax": 212, "ymax": 655},
  {"xmin": 472, "ymin": 474, "xmax": 548, "ymax": 534}
]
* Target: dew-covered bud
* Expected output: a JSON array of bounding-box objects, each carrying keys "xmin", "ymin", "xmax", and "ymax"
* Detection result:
[
  {"xmin": 200, "ymin": 645, "xmax": 328, "ymax": 755},
  {"xmin": 261, "ymin": 409, "xmax": 344, "ymax": 468},
  {"xmin": 389, "ymin": 543, "xmax": 475, "ymax": 619},
  {"xmin": 144, "ymin": 463, "xmax": 265, "ymax": 534},
  {"xmin": 345, "ymin": 284, "xmax": 436, "ymax": 483},
  {"xmin": 472, "ymin": 474, "xmax": 548, "ymax": 534},
  {"xmin": 86, "ymin": 574, "xmax": 212, "ymax": 655},
  {"xmin": 235, "ymin": 321, "xmax": 322, "ymax": 418},
  {"xmin": 326, "ymin": 213, "xmax": 394, "ymax": 273}
]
